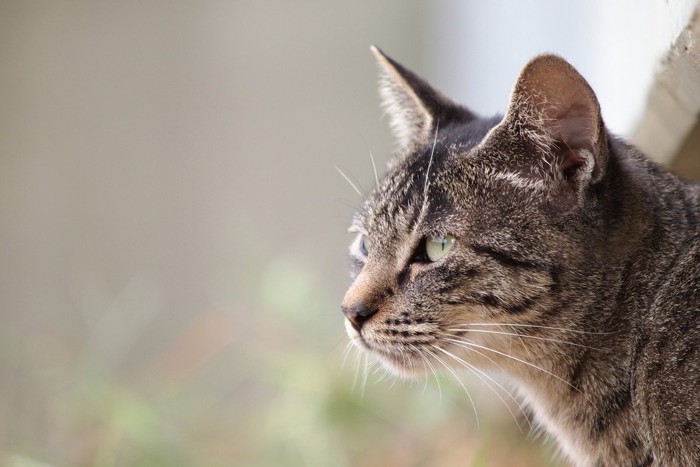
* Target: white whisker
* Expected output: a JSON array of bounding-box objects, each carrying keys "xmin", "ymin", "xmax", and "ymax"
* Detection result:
[
  {"xmin": 447, "ymin": 327, "xmax": 602, "ymax": 351},
  {"xmin": 409, "ymin": 344, "xmax": 443, "ymax": 403},
  {"xmin": 423, "ymin": 120, "xmax": 440, "ymax": 192},
  {"xmin": 341, "ymin": 340, "xmax": 355, "ymax": 370},
  {"xmin": 436, "ymin": 331, "xmax": 506, "ymax": 372},
  {"xmin": 441, "ymin": 336, "xmax": 587, "ymax": 399},
  {"xmin": 451, "ymin": 322, "xmax": 616, "ymax": 335},
  {"xmin": 424, "ymin": 347, "xmax": 480, "ymax": 428},
  {"xmin": 353, "ymin": 350, "xmax": 367, "ymax": 396},
  {"xmin": 510, "ymin": 324, "xmax": 538, "ymax": 367},
  {"xmin": 335, "ymin": 165, "xmax": 364, "ymax": 197},
  {"xmin": 351, "ymin": 345, "xmax": 362, "ymax": 393},
  {"xmin": 432, "ymin": 344, "xmax": 531, "ymax": 433},
  {"xmin": 411, "ymin": 121, "xmax": 441, "ymax": 238},
  {"xmin": 369, "ymin": 150, "xmax": 380, "ymax": 187}
]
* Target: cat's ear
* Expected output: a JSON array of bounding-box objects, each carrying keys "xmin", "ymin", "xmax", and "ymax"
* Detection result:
[
  {"xmin": 371, "ymin": 46, "xmax": 473, "ymax": 151},
  {"xmin": 489, "ymin": 54, "xmax": 608, "ymax": 210}
]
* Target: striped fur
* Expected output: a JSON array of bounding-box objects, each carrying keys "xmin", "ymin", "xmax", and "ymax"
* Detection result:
[{"xmin": 342, "ymin": 50, "xmax": 700, "ymax": 466}]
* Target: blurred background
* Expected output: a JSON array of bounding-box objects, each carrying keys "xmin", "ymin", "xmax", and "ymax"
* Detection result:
[{"xmin": 1, "ymin": 1, "xmax": 698, "ymax": 466}]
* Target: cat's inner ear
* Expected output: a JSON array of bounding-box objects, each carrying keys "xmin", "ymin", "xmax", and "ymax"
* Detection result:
[
  {"xmin": 499, "ymin": 54, "xmax": 608, "ymax": 188},
  {"xmin": 371, "ymin": 46, "xmax": 473, "ymax": 151}
]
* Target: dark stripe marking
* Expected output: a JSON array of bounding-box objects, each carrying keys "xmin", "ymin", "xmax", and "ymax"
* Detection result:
[
  {"xmin": 471, "ymin": 244, "xmax": 551, "ymax": 271},
  {"xmin": 504, "ymin": 293, "xmax": 542, "ymax": 314},
  {"xmin": 590, "ymin": 384, "xmax": 632, "ymax": 439},
  {"xmin": 634, "ymin": 452, "xmax": 653, "ymax": 467}
]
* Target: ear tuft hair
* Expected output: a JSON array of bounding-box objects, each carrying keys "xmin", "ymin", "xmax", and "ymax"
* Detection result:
[
  {"xmin": 480, "ymin": 54, "xmax": 609, "ymax": 211},
  {"xmin": 370, "ymin": 46, "xmax": 473, "ymax": 151},
  {"xmin": 505, "ymin": 54, "xmax": 607, "ymax": 186}
]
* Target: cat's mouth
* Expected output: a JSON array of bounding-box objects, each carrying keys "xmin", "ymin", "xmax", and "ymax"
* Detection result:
[{"xmin": 345, "ymin": 319, "xmax": 436, "ymax": 377}]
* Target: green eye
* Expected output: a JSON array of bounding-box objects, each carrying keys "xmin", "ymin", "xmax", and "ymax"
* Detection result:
[{"xmin": 425, "ymin": 234, "xmax": 456, "ymax": 262}]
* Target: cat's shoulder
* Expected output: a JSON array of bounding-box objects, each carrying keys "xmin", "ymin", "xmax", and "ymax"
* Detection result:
[{"xmin": 633, "ymin": 234, "xmax": 700, "ymax": 463}]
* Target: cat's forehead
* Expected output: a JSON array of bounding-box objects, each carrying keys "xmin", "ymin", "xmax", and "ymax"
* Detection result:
[
  {"xmin": 360, "ymin": 139, "xmax": 487, "ymax": 235},
  {"xmin": 356, "ymin": 118, "xmax": 539, "ymax": 241},
  {"xmin": 358, "ymin": 157, "xmax": 419, "ymax": 235}
]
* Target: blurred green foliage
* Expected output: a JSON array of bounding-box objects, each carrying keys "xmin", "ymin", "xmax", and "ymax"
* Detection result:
[{"xmin": 0, "ymin": 254, "xmax": 563, "ymax": 467}]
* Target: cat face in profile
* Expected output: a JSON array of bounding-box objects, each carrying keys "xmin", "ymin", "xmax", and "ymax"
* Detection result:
[
  {"xmin": 343, "ymin": 47, "xmax": 603, "ymax": 378},
  {"xmin": 342, "ymin": 47, "xmax": 700, "ymax": 466}
]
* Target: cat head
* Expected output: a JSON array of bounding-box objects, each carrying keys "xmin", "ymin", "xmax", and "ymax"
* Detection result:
[{"xmin": 341, "ymin": 47, "xmax": 609, "ymax": 377}]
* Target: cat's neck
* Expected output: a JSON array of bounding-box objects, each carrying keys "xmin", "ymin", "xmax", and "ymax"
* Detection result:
[
  {"xmin": 513, "ymin": 325, "xmax": 644, "ymax": 464},
  {"xmin": 512, "ymin": 141, "xmax": 698, "ymax": 464}
]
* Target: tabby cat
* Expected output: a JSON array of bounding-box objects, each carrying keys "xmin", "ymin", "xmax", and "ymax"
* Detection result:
[{"xmin": 341, "ymin": 47, "xmax": 700, "ymax": 466}]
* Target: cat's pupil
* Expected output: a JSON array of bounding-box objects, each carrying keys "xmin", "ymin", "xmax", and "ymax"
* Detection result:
[{"xmin": 424, "ymin": 234, "xmax": 456, "ymax": 262}]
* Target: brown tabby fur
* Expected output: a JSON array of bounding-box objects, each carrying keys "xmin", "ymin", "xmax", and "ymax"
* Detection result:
[{"xmin": 341, "ymin": 47, "xmax": 700, "ymax": 466}]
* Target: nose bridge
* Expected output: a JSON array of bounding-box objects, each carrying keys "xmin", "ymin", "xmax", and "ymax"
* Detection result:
[
  {"xmin": 342, "ymin": 262, "xmax": 392, "ymax": 310},
  {"xmin": 341, "ymin": 262, "xmax": 394, "ymax": 331}
]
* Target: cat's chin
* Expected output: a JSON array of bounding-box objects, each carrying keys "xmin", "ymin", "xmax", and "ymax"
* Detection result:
[
  {"xmin": 357, "ymin": 341, "xmax": 428, "ymax": 379},
  {"xmin": 373, "ymin": 355, "xmax": 427, "ymax": 379}
]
